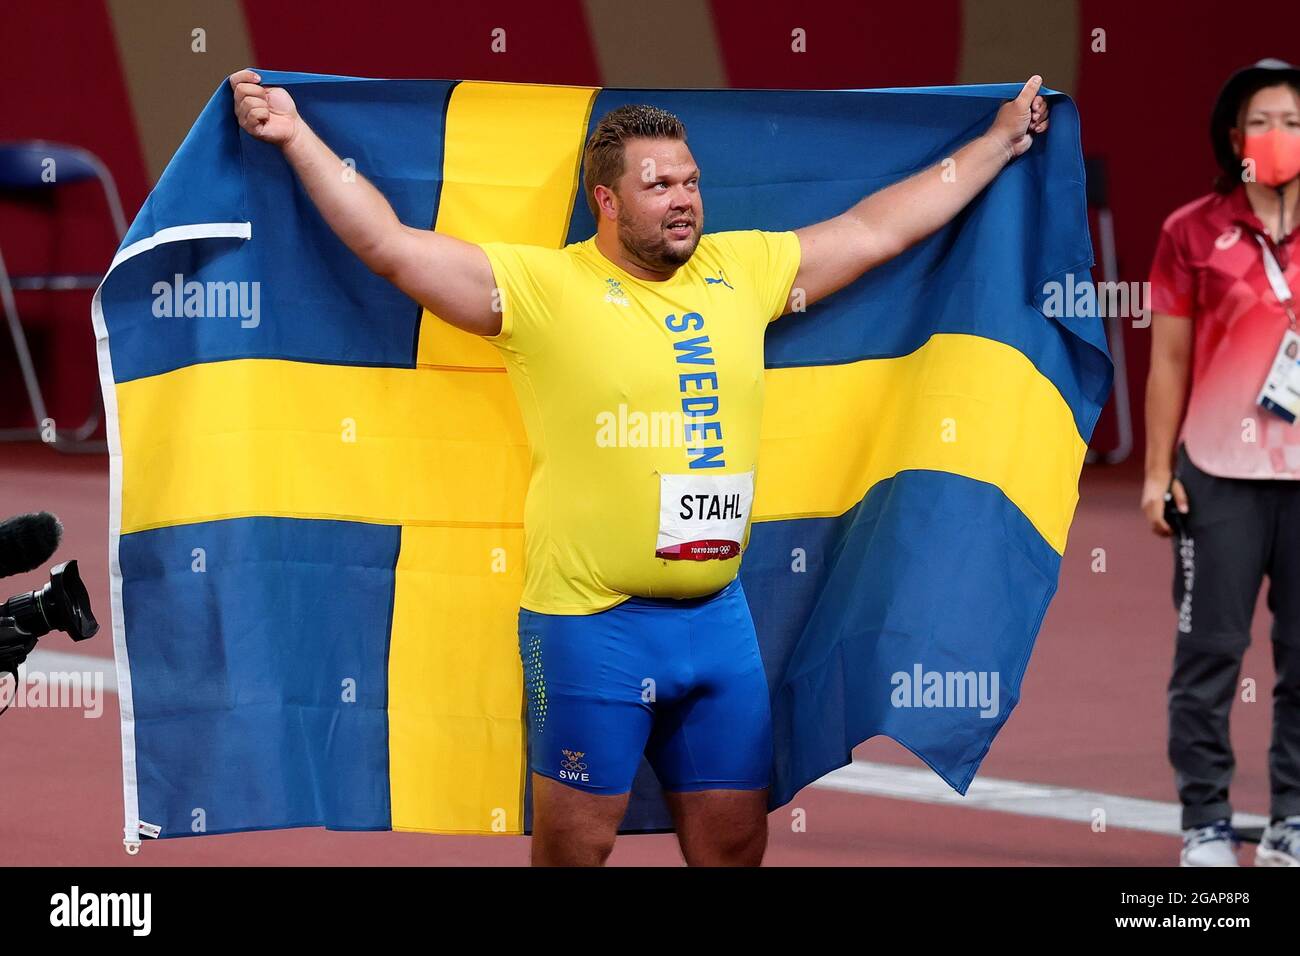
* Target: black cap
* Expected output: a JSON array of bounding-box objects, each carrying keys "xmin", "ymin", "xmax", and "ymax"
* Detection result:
[{"xmin": 1210, "ymin": 58, "xmax": 1300, "ymax": 190}]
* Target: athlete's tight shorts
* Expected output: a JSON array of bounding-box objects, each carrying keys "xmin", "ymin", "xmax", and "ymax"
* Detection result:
[{"xmin": 517, "ymin": 576, "xmax": 773, "ymax": 795}]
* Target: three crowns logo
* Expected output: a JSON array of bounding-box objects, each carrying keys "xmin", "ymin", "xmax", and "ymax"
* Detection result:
[
  {"xmin": 561, "ymin": 749, "xmax": 588, "ymax": 772},
  {"xmin": 604, "ymin": 278, "xmax": 629, "ymax": 307}
]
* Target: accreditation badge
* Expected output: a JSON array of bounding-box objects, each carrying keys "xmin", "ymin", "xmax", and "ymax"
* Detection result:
[
  {"xmin": 655, "ymin": 470, "xmax": 754, "ymax": 560},
  {"xmin": 1256, "ymin": 328, "xmax": 1300, "ymax": 424}
]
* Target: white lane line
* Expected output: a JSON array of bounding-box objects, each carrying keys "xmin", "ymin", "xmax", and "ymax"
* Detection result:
[
  {"xmin": 23, "ymin": 649, "xmax": 1268, "ymax": 837},
  {"xmin": 21, "ymin": 648, "xmax": 118, "ymax": 694},
  {"xmin": 814, "ymin": 760, "xmax": 1270, "ymax": 835}
]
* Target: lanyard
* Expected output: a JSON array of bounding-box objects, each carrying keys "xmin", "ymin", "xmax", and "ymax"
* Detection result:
[{"xmin": 1256, "ymin": 234, "xmax": 1298, "ymax": 329}]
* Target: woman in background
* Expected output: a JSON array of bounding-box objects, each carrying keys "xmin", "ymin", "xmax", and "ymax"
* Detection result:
[{"xmin": 1144, "ymin": 59, "xmax": 1300, "ymax": 867}]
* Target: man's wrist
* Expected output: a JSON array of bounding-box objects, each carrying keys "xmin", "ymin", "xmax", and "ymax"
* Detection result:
[
  {"xmin": 280, "ymin": 119, "xmax": 309, "ymax": 160},
  {"xmin": 982, "ymin": 129, "xmax": 1014, "ymax": 165}
]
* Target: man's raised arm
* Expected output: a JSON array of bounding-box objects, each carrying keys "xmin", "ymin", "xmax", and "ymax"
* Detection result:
[
  {"xmin": 228, "ymin": 70, "xmax": 501, "ymax": 336},
  {"xmin": 785, "ymin": 75, "xmax": 1050, "ymax": 314}
]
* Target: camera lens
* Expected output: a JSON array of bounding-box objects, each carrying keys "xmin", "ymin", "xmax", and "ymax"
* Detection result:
[{"xmin": 0, "ymin": 560, "xmax": 99, "ymax": 641}]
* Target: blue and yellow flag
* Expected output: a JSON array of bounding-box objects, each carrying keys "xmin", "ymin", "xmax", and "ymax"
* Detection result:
[{"xmin": 93, "ymin": 72, "xmax": 1109, "ymax": 840}]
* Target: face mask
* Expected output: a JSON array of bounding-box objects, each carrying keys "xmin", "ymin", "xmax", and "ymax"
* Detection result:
[{"xmin": 1244, "ymin": 128, "xmax": 1300, "ymax": 186}]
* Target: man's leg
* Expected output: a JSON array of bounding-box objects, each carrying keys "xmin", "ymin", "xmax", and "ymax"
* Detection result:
[
  {"xmin": 644, "ymin": 578, "xmax": 773, "ymax": 866},
  {"xmin": 531, "ymin": 773, "xmax": 630, "ymax": 866},
  {"xmin": 663, "ymin": 787, "xmax": 769, "ymax": 866},
  {"xmin": 517, "ymin": 607, "xmax": 658, "ymax": 867}
]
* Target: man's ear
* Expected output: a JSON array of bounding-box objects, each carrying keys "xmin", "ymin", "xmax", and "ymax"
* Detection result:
[{"xmin": 594, "ymin": 183, "xmax": 617, "ymax": 221}]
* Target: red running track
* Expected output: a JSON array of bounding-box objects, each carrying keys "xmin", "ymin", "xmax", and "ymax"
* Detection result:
[{"xmin": 0, "ymin": 443, "xmax": 1279, "ymax": 865}]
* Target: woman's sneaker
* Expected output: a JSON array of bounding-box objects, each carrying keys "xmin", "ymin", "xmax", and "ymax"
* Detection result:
[
  {"xmin": 1255, "ymin": 816, "xmax": 1300, "ymax": 867},
  {"xmin": 1180, "ymin": 819, "xmax": 1240, "ymax": 866}
]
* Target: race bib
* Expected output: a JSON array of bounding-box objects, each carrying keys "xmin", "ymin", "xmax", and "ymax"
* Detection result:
[
  {"xmin": 1256, "ymin": 328, "xmax": 1300, "ymax": 424},
  {"xmin": 656, "ymin": 471, "xmax": 754, "ymax": 560}
]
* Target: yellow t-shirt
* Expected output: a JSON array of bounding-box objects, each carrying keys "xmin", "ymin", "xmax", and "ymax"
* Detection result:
[{"xmin": 480, "ymin": 229, "xmax": 802, "ymax": 614}]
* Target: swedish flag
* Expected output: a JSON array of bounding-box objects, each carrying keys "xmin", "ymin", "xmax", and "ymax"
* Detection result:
[{"xmin": 94, "ymin": 72, "xmax": 1109, "ymax": 840}]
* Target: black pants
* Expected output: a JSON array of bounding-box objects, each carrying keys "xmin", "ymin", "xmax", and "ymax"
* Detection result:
[{"xmin": 1169, "ymin": 443, "xmax": 1300, "ymax": 828}]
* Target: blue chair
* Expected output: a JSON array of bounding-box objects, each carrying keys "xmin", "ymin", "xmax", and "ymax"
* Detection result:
[{"xmin": 0, "ymin": 141, "xmax": 127, "ymax": 452}]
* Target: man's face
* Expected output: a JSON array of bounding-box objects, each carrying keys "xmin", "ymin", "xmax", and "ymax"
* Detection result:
[{"xmin": 609, "ymin": 137, "xmax": 704, "ymax": 271}]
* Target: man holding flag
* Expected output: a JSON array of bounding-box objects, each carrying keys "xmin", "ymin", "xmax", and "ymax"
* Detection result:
[{"xmin": 227, "ymin": 68, "xmax": 1049, "ymax": 866}]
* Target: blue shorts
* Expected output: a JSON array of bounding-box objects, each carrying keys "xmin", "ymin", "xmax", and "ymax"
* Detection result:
[{"xmin": 517, "ymin": 577, "xmax": 773, "ymax": 795}]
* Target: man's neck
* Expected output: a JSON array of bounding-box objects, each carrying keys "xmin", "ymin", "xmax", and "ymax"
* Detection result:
[
  {"xmin": 1244, "ymin": 179, "xmax": 1300, "ymax": 240},
  {"xmin": 594, "ymin": 229, "xmax": 677, "ymax": 282}
]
